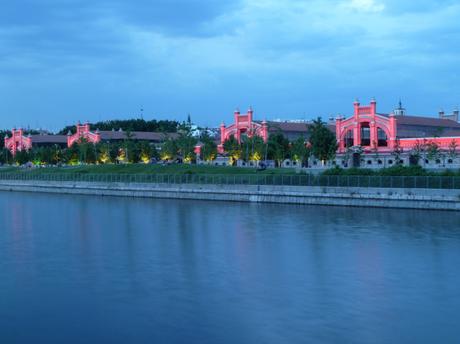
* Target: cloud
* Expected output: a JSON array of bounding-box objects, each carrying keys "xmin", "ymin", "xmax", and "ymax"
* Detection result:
[
  {"xmin": 0, "ymin": 0, "xmax": 459, "ymax": 128},
  {"xmin": 344, "ymin": 0, "xmax": 385, "ymax": 13}
]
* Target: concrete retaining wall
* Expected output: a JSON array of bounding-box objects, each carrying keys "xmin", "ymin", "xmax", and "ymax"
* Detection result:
[
  {"xmin": 0, "ymin": 181, "xmax": 460, "ymax": 210},
  {"xmin": 0, "ymin": 180, "xmax": 459, "ymax": 211}
]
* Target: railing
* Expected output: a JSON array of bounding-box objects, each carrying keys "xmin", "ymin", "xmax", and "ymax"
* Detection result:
[{"xmin": 0, "ymin": 173, "xmax": 460, "ymax": 189}]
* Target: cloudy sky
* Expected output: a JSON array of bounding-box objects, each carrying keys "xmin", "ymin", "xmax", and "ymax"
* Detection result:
[{"xmin": 1, "ymin": 0, "xmax": 459, "ymax": 130}]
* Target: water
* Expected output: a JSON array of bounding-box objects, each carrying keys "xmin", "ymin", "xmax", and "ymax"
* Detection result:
[{"xmin": 0, "ymin": 192, "xmax": 459, "ymax": 344}]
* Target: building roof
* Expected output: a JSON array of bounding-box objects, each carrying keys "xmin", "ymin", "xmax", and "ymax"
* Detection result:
[
  {"xmin": 31, "ymin": 134, "xmax": 68, "ymax": 144},
  {"xmin": 265, "ymin": 121, "xmax": 336, "ymax": 134},
  {"xmin": 394, "ymin": 115, "xmax": 460, "ymax": 138},
  {"xmin": 266, "ymin": 121, "xmax": 309, "ymax": 133},
  {"xmin": 394, "ymin": 115, "xmax": 460, "ymax": 128},
  {"xmin": 98, "ymin": 131, "xmax": 179, "ymax": 141}
]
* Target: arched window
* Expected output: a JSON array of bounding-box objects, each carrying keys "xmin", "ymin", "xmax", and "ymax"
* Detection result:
[
  {"xmin": 360, "ymin": 123, "xmax": 370, "ymax": 146},
  {"xmin": 377, "ymin": 128, "xmax": 388, "ymax": 147},
  {"xmin": 344, "ymin": 129, "xmax": 354, "ymax": 148}
]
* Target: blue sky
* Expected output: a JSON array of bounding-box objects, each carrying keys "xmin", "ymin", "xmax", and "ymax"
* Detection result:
[{"xmin": 0, "ymin": 0, "xmax": 459, "ymax": 131}]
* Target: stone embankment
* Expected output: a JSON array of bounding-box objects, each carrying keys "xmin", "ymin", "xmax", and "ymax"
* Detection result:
[{"xmin": 0, "ymin": 180, "xmax": 459, "ymax": 210}]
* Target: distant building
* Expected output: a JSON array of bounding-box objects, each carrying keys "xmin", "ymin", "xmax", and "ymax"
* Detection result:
[
  {"xmin": 219, "ymin": 108, "xmax": 269, "ymax": 153},
  {"xmin": 335, "ymin": 99, "xmax": 460, "ymax": 168},
  {"xmin": 5, "ymin": 122, "xmax": 178, "ymax": 156}
]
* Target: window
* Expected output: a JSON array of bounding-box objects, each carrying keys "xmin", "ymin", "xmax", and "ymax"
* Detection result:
[
  {"xmin": 377, "ymin": 128, "xmax": 388, "ymax": 147},
  {"xmin": 367, "ymin": 160, "xmax": 372, "ymax": 165},
  {"xmin": 448, "ymin": 159, "xmax": 453, "ymax": 164},
  {"xmin": 344, "ymin": 129, "xmax": 354, "ymax": 147},
  {"xmin": 388, "ymin": 160, "xmax": 393, "ymax": 165},
  {"xmin": 435, "ymin": 159, "xmax": 441, "ymax": 164},
  {"xmin": 378, "ymin": 160, "xmax": 383, "ymax": 165},
  {"xmin": 360, "ymin": 123, "xmax": 370, "ymax": 146}
]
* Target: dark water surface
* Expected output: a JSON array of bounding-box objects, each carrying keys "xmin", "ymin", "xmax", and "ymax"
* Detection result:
[{"xmin": 0, "ymin": 192, "xmax": 459, "ymax": 343}]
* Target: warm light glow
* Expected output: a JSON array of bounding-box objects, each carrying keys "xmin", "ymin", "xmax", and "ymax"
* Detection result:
[
  {"xmin": 161, "ymin": 154, "xmax": 171, "ymax": 161},
  {"xmin": 251, "ymin": 152, "xmax": 262, "ymax": 161},
  {"xmin": 117, "ymin": 148, "xmax": 126, "ymax": 163},
  {"xmin": 205, "ymin": 154, "xmax": 216, "ymax": 162},
  {"xmin": 140, "ymin": 153, "xmax": 150, "ymax": 164},
  {"xmin": 99, "ymin": 151, "xmax": 110, "ymax": 164}
]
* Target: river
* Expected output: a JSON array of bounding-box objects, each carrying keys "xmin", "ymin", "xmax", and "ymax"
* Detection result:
[{"xmin": 0, "ymin": 192, "xmax": 459, "ymax": 343}]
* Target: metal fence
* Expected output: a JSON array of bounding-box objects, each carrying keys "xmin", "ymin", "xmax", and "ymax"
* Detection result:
[{"xmin": 1, "ymin": 172, "xmax": 460, "ymax": 189}]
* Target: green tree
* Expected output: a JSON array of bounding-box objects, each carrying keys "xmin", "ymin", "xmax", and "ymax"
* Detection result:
[
  {"xmin": 63, "ymin": 143, "xmax": 80, "ymax": 165},
  {"xmin": 242, "ymin": 135, "xmax": 265, "ymax": 162},
  {"xmin": 290, "ymin": 137, "xmax": 310, "ymax": 166},
  {"xmin": 14, "ymin": 149, "xmax": 31, "ymax": 165},
  {"xmin": 223, "ymin": 135, "xmax": 241, "ymax": 165},
  {"xmin": 268, "ymin": 133, "xmax": 290, "ymax": 167},
  {"xmin": 200, "ymin": 132, "xmax": 217, "ymax": 162},
  {"xmin": 139, "ymin": 141, "xmax": 153, "ymax": 163},
  {"xmin": 308, "ymin": 118, "xmax": 337, "ymax": 163},
  {"xmin": 391, "ymin": 139, "xmax": 403, "ymax": 165},
  {"xmin": 176, "ymin": 131, "xmax": 197, "ymax": 163},
  {"xmin": 426, "ymin": 141, "xmax": 440, "ymax": 161},
  {"xmin": 448, "ymin": 139, "xmax": 458, "ymax": 160},
  {"xmin": 160, "ymin": 139, "xmax": 178, "ymax": 161},
  {"xmin": 0, "ymin": 148, "xmax": 12, "ymax": 164},
  {"xmin": 97, "ymin": 142, "xmax": 112, "ymax": 164}
]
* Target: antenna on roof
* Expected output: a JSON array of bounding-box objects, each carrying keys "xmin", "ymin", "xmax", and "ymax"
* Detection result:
[{"xmin": 395, "ymin": 98, "xmax": 406, "ymax": 116}]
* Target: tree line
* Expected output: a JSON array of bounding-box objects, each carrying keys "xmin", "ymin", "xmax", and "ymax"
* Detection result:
[
  {"xmin": 0, "ymin": 118, "xmax": 337, "ymax": 167},
  {"xmin": 58, "ymin": 118, "xmax": 179, "ymax": 135}
]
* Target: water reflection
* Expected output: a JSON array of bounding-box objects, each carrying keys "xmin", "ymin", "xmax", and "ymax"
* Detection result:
[{"xmin": 0, "ymin": 192, "xmax": 459, "ymax": 344}]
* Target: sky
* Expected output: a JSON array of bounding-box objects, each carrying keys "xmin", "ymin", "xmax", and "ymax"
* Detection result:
[{"xmin": 0, "ymin": 0, "xmax": 459, "ymax": 131}]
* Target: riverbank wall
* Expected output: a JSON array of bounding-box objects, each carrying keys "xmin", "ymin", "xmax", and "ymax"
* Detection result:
[{"xmin": 0, "ymin": 179, "xmax": 459, "ymax": 210}]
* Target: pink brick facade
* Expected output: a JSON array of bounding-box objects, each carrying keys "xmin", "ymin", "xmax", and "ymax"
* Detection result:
[
  {"xmin": 67, "ymin": 123, "xmax": 101, "ymax": 147},
  {"xmin": 336, "ymin": 99, "xmax": 460, "ymax": 155},
  {"xmin": 4, "ymin": 129, "xmax": 32, "ymax": 156},
  {"xmin": 219, "ymin": 107, "xmax": 268, "ymax": 152}
]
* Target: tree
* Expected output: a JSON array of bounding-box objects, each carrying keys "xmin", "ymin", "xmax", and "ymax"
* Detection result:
[
  {"xmin": 426, "ymin": 141, "xmax": 440, "ymax": 161},
  {"xmin": 58, "ymin": 118, "xmax": 179, "ymax": 135},
  {"xmin": 160, "ymin": 139, "xmax": 178, "ymax": 161},
  {"xmin": 223, "ymin": 135, "xmax": 241, "ymax": 165},
  {"xmin": 242, "ymin": 135, "xmax": 265, "ymax": 162},
  {"xmin": 63, "ymin": 143, "xmax": 80, "ymax": 165},
  {"xmin": 0, "ymin": 148, "xmax": 12, "ymax": 164},
  {"xmin": 290, "ymin": 137, "xmax": 310, "ymax": 166},
  {"xmin": 97, "ymin": 142, "xmax": 112, "ymax": 164},
  {"xmin": 391, "ymin": 138, "xmax": 403, "ymax": 165},
  {"xmin": 268, "ymin": 133, "xmax": 289, "ymax": 167},
  {"xmin": 308, "ymin": 118, "xmax": 337, "ymax": 164},
  {"xmin": 200, "ymin": 132, "xmax": 217, "ymax": 162},
  {"xmin": 78, "ymin": 140, "xmax": 97, "ymax": 164},
  {"xmin": 176, "ymin": 131, "xmax": 197, "ymax": 163},
  {"xmin": 448, "ymin": 139, "xmax": 458, "ymax": 160},
  {"xmin": 14, "ymin": 149, "xmax": 31, "ymax": 165},
  {"xmin": 139, "ymin": 141, "xmax": 153, "ymax": 163}
]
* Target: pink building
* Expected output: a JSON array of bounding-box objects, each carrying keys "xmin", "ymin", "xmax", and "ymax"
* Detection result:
[
  {"xmin": 219, "ymin": 107, "xmax": 268, "ymax": 152},
  {"xmin": 4, "ymin": 129, "xmax": 32, "ymax": 156},
  {"xmin": 336, "ymin": 99, "xmax": 460, "ymax": 154},
  {"xmin": 67, "ymin": 122, "xmax": 101, "ymax": 147}
]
